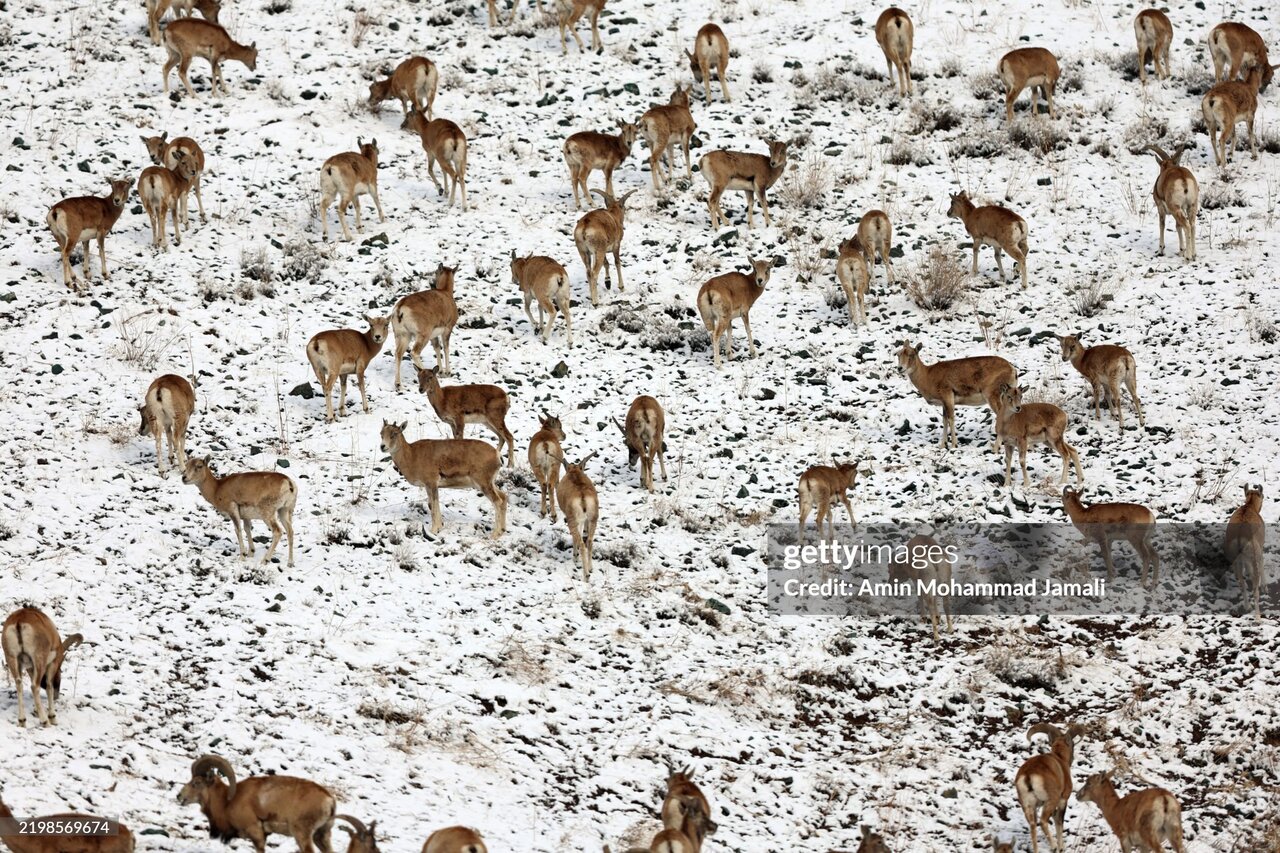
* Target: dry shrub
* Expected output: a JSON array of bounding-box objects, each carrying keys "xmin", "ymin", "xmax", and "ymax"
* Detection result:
[
  {"xmin": 115, "ymin": 308, "xmax": 182, "ymax": 369},
  {"xmin": 1123, "ymin": 115, "xmax": 1169, "ymax": 151},
  {"xmin": 781, "ymin": 218, "xmax": 827, "ymax": 284},
  {"xmin": 1070, "ymin": 273, "xmax": 1112, "ymax": 317},
  {"xmin": 1008, "ymin": 119, "xmax": 1067, "ymax": 153},
  {"xmin": 1201, "ymin": 182, "xmax": 1246, "ymax": 210},
  {"xmin": 351, "ymin": 10, "xmax": 376, "ymax": 47},
  {"xmin": 886, "ymin": 139, "xmax": 933, "ymax": 166},
  {"xmin": 777, "ymin": 149, "xmax": 832, "ymax": 209},
  {"xmin": 905, "ymin": 246, "xmax": 969, "ymax": 311}
]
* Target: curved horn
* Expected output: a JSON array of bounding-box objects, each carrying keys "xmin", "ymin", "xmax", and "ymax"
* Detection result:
[
  {"xmin": 1027, "ymin": 723, "xmax": 1064, "ymax": 743},
  {"xmin": 191, "ymin": 754, "xmax": 238, "ymax": 800},
  {"xmin": 589, "ymin": 188, "xmax": 613, "ymax": 204},
  {"xmin": 618, "ymin": 189, "xmax": 638, "ymax": 205},
  {"xmin": 612, "ymin": 416, "xmax": 626, "ymax": 434},
  {"xmin": 61, "ymin": 633, "xmax": 84, "ymax": 654},
  {"xmin": 579, "ymin": 451, "xmax": 599, "ymax": 467},
  {"xmin": 335, "ymin": 815, "xmax": 368, "ymax": 837},
  {"xmin": 1139, "ymin": 143, "xmax": 1169, "ymax": 163},
  {"xmin": 1065, "ymin": 722, "xmax": 1086, "ymax": 741}
]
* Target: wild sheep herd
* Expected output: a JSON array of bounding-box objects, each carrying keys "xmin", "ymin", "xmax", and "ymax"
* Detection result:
[{"xmin": 5, "ymin": 0, "xmax": 1276, "ymax": 851}]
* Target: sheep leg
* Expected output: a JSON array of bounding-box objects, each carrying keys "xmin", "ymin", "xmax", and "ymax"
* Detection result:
[
  {"xmin": 1108, "ymin": 378, "xmax": 1125, "ymax": 428},
  {"xmin": 260, "ymin": 514, "xmax": 283, "ymax": 567},
  {"xmin": 840, "ymin": 494, "xmax": 856, "ymax": 527},
  {"xmin": 13, "ymin": 662, "xmax": 26, "ymax": 726},
  {"xmin": 742, "ymin": 312, "xmax": 756, "ymax": 357},
  {"xmin": 154, "ymin": 423, "xmax": 167, "ymax": 477},
  {"xmin": 357, "ymin": 369, "xmax": 370, "ymax": 413},
  {"xmin": 30, "ymin": 670, "xmax": 49, "ymax": 725},
  {"xmin": 241, "ymin": 516, "xmax": 255, "ymax": 559},
  {"xmin": 427, "ymin": 484, "xmax": 443, "ymax": 535},
  {"xmin": 818, "ymin": 498, "xmax": 832, "ymax": 540}
]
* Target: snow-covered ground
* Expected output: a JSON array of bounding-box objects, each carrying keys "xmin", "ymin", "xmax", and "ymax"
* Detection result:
[{"xmin": 1, "ymin": 0, "xmax": 1278, "ymax": 848}]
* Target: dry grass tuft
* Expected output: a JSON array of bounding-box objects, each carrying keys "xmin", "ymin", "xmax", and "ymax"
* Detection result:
[{"xmin": 905, "ymin": 246, "xmax": 970, "ymax": 311}]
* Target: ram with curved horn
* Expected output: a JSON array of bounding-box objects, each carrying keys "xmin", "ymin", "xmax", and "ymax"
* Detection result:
[
  {"xmin": 573, "ymin": 189, "xmax": 637, "ymax": 306},
  {"xmin": 2, "ymin": 607, "xmax": 84, "ymax": 727},
  {"xmin": 1137, "ymin": 144, "xmax": 1197, "ymax": 261},
  {"xmin": 1013, "ymin": 723, "xmax": 1085, "ymax": 853},
  {"xmin": 335, "ymin": 815, "xmax": 380, "ymax": 853},
  {"xmin": 661, "ymin": 766, "xmax": 717, "ymax": 852},
  {"xmin": 177, "ymin": 753, "xmax": 337, "ymax": 853},
  {"xmin": 615, "ymin": 396, "xmax": 667, "ymax": 493}
]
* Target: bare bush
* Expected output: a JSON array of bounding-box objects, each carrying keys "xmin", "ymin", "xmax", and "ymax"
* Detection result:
[
  {"xmin": 1069, "ymin": 273, "xmax": 1112, "ymax": 317},
  {"xmin": 970, "ymin": 71, "xmax": 1001, "ymax": 101},
  {"xmin": 1123, "ymin": 115, "xmax": 1169, "ymax": 151},
  {"xmin": 951, "ymin": 135, "xmax": 1007, "ymax": 159},
  {"xmin": 115, "ymin": 308, "xmax": 181, "ymax": 369},
  {"xmin": 1201, "ymin": 182, "xmax": 1246, "ymax": 210},
  {"xmin": 781, "ymin": 218, "xmax": 827, "ymax": 284},
  {"xmin": 1246, "ymin": 308, "xmax": 1278, "ymax": 344},
  {"xmin": 905, "ymin": 246, "xmax": 970, "ymax": 311},
  {"xmin": 1059, "ymin": 63, "xmax": 1084, "ymax": 93},
  {"xmin": 909, "ymin": 101, "xmax": 963, "ymax": 134},
  {"xmin": 281, "ymin": 238, "xmax": 328, "ymax": 283},
  {"xmin": 351, "ymin": 9, "xmax": 376, "ymax": 48},
  {"xmin": 241, "ymin": 247, "xmax": 275, "ymax": 284},
  {"xmin": 264, "ymin": 79, "xmax": 290, "ymax": 103},
  {"xmin": 937, "ymin": 56, "xmax": 962, "ymax": 79},
  {"xmin": 777, "ymin": 150, "xmax": 832, "ymax": 209},
  {"xmin": 886, "ymin": 139, "xmax": 933, "ymax": 166},
  {"xmin": 1106, "ymin": 50, "xmax": 1140, "ymax": 83},
  {"xmin": 1008, "ymin": 119, "xmax": 1067, "ymax": 153},
  {"xmin": 1184, "ymin": 66, "xmax": 1216, "ymax": 97}
]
